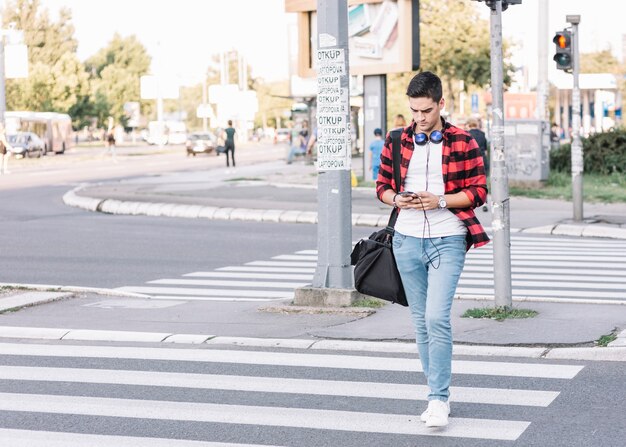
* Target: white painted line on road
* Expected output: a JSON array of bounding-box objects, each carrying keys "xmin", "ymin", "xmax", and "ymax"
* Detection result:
[
  {"xmin": 0, "ymin": 343, "xmax": 583, "ymax": 378},
  {"xmin": 149, "ymin": 295, "xmax": 287, "ymax": 302},
  {"xmin": 462, "ymin": 259, "xmax": 626, "ymax": 268},
  {"xmin": 115, "ymin": 287, "xmax": 293, "ymax": 298},
  {"xmin": 0, "ymin": 365, "xmax": 560, "ymax": 407},
  {"xmin": 0, "ymin": 429, "xmax": 277, "ymax": 447},
  {"xmin": 459, "ymin": 279, "xmax": 626, "ymax": 291},
  {"xmin": 148, "ymin": 279, "xmax": 309, "ymax": 289},
  {"xmin": 509, "ymin": 236, "xmax": 626, "ymax": 245},
  {"xmin": 0, "ymin": 392, "xmax": 530, "ymax": 441},
  {"xmin": 271, "ymin": 255, "xmax": 318, "ymax": 261},
  {"xmin": 456, "ymin": 286, "xmax": 626, "ymax": 300},
  {"xmin": 461, "ymin": 266, "xmax": 626, "ymax": 277},
  {"xmin": 246, "ymin": 261, "xmax": 317, "ymax": 267},
  {"xmin": 466, "ymin": 253, "xmax": 626, "ymax": 262},
  {"xmin": 295, "ymin": 250, "xmax": 318, "ymax": 255},
  {"xmin": 217, "ymin": 266, "xmax": 316, "ymax": 273},
  {"xmin": 460, "ymin": 272, "xmax": 626, "ymax": 284},
  {"xmin": 184, "ymin": 272, "xmax": 314, "ymax": 280}
]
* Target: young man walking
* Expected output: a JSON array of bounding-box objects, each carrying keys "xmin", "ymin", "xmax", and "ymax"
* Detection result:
[{"xmin": 375, "ymin": 71, "xmax": 489, "ymax": 427}]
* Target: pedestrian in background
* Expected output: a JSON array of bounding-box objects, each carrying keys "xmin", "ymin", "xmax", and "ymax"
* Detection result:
[
  {"xmin": 105, "ymin": 127, "xmax": 117, "ymax": 163},
  {"xmin": 467, "ymin": 118, "xmax": 488, "ymax": 211},
  {"xmin": 223, "ymin": 120, "xmax": 236, "ymax": 172},
  {"xmin": 376, "ymin": 71, "xmax": 488, "ymax": 428},
  {"xmin": 0, "ymin": 123, "xmax": 13, "ymax": 175},
  {"xmin": 286, "ymin": 120, "xmax": 309, "ymax": 164},
  {"xmin": 369, "ymin": 127, "xmax": 384, "ymax": 180}
]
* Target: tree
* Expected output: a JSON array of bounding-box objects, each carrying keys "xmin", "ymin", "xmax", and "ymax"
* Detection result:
[
  {"xmin": 3, "ymin": 0, "xmax": 88, "ymax": 124},
  {"xmin": 85, "ymin": 34, "xmax": 152, "ymax": 127},
  {"xmin": 580, "ymin": 50, "xmax": 621, "ymax": 74},
  {"xmin": 386, "ymin": 0, "xmax": 514, "ymax": 127}
]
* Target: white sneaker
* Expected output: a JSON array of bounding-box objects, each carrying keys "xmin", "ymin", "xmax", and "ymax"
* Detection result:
[
  {"xmin": 420, "ymin": 399, "xmax": 450, "ymax": 422},
  {"xmin": 423, "ymin": 400, "xmax": 450, "ymax": 427}
]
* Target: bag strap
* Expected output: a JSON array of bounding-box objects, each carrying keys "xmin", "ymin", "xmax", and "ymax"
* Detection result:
[{"xmin": 385, "ymin": 128, "xmax": 403, "ymax": 231}]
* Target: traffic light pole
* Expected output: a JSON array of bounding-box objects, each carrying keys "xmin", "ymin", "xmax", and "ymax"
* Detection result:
[
  {"xmin": 488, "ymin": 0, "xmax": 513, "ymax": 309},
  {"xmin": 568, "ymin": 15, "xmax": 583, "ymax": 221}
]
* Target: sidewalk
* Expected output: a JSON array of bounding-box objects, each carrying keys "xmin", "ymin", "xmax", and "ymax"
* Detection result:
[
  {"xmin": 1, "ymin": 288, "xmax": 625, "ymax": 361},
  {"xmin": 63, "ymin": 159, "xmax": 626, "ymax": 239}
]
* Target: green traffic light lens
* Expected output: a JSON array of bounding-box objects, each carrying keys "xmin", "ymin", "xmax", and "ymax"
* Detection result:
[{"xmin": 554, "ymin": 54, "xmax": 571, "ymax": 66}]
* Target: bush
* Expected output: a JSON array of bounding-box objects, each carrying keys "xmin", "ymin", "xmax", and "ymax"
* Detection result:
[{"xmin": 550, "ymin": 128, "xmax": 626, "ymax": 174}]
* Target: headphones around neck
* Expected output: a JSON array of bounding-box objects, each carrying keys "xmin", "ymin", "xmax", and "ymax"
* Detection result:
[{"xmin": 413, "ymin": 130, "xmax": 443, "ymax": 146}]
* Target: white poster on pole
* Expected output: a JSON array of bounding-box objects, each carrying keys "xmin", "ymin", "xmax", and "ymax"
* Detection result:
[{"xmin": 315, "ymin": 48, "xmax": 351, "ymax": 171}]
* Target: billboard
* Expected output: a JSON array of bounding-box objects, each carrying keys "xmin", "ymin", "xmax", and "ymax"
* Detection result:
[{"xmin": 285, "ymin": 0, "xmax": 418, "ymax": 77}]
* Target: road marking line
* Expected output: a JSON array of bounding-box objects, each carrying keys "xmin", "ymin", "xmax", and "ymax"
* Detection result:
[
  {"xmin": 271, "ymin": 255, "xmax": 318, "ymax": 261},
  {"xmin": 0, "ymin": 392, "xmax": 530, "ymax": 441},
  {"xmin": 149, "ymin": 295, "xmax": 286, "ymax": 302},
  {"xmin": 114, "ymin": 287, "xmax": 293, "ymax": 298},
  {"xmin": 0, "ymin": 365, "xmax": 559, "ymax": 407},
  {"xmin": 455, "ymin": 286, "xmax": 625, "ymax": 299},
  {"xmin": 184, "ymin": 272, "xmax": 314, "ymax": 280},
  {"xmin": 217, "ymin": 266, "xmax": 316, "ymax": 273},
  {"xmin": 0, "ymin": 343, "xmax": 584, "ymax": 378},
  {"xmin": 460, "ymin": 272, "xmax": 626, "ymax": 283},
  {"xmin": 458, "ymin": 279, "xmax": 626, "ymax": 291},
  {"xmin": 147, "ymin": 279, "xmax": 309, "ymax": 288},
  {"xmin": 246, "ymin": 261, "xmax": 317, "ymax": 267}
]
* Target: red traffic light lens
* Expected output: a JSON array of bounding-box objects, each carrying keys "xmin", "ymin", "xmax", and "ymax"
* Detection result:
[{"xmin": 554, "ymin": 33, "xmax": 570, "ymax": 48}]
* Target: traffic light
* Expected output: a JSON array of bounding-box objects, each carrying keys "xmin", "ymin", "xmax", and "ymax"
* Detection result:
[{"xmin": 553, "ymin": 30, "xmax": 572, "ymax": 71}]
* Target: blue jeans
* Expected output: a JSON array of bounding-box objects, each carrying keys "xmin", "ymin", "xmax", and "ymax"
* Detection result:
[{"xmin": 392, "ymin": 233, "xmax": 466, "ymax": 402}]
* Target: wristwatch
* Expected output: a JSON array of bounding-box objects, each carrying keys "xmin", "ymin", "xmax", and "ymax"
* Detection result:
[{"xmin": 437, "ymin": 195, "xmax": 447, "ymax": 209}]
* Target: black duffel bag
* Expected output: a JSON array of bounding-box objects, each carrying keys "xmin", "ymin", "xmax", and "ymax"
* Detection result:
[
  {"xmin": 350, "ymin": 128, "xmax": 407, "ymax": 306},
  {"xmin": 350, "ymin": 226, "xmax": 407, "ymax": 306}
]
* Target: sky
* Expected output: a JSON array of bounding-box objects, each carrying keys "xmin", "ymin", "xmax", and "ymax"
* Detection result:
[{"xmin": 38, "ymin": 0, "xmax": 626, "ymax": 90}]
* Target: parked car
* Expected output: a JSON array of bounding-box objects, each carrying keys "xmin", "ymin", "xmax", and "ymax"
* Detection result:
[
  {"xmin": 274, "ymin": 128, "xmax": 291, "ymax": 144},
  {"xmin": 185, "ymin": 132, "xmax": 217, "ymax": 156},
  {"xmin": 7, "ymin": 132, "xmax": 45, "ymax": 158}
]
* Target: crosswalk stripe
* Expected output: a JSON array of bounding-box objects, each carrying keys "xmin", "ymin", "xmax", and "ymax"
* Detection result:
[
  {"xmin": 115, "ymin": 287, "xmax": 293, "ymax": 298},
  {"xmin": 0, "ymin": 392, "xmax": 530, "ymax": 441},
  {"xmin": 295, "ymin": 250, "xmax": 318, "ymax": 255},
  {"xmin": 184, "ymin": 272, "xmax": 314, "ymax": 280},
  {"xmin": 0, "ymin": 365, "xmax": 559, "ymax": 407},
  {"xmin": 218, "ymin": 266, "xmax": 315, "ymax": 273},
  {"xmin": 0, "ymin": 343, "xmax": 583, "ymax": 378},
  {"xmin": 461, "ymin": 265, "xmax": 626, "ymax": 276},
  {"xmin": 461, "ymin": 259, "xmax": 626, "ymax": 268},
  {"xmin": 149, "ymin": 296, "xmax": 285, "ymax": 302},
  {"xmin": 0, "ymin": 429, "xmax": 279, "ymax": 447},
  {"xmin": 474, "ymin": 247, "xmax": 626, "ymax": 254},
  {"xmin": 459, "ymin": 278, "xmax": 625, "ymax": 291},
  {"xmin": 455, "ymin": 286, "xmax": 625, "ymax": 300},
  {"xmin": 271, "ymin": 255, "xmax": 318, "ymax": 261},
  {"xmin": 246, "ymin": 261, "xmax": 317, "ymax": 267},
  {"xmin": 466, "ymin": 253, "xmax": 626, "ymax": 262},
  {"xmin": 461, "ymin": 272, "xmax": 626, "ymax": 284},
  {"xmin": 147, "ymin": 279, "xmax": 310, "ymax": 288},
  {"xmin": 506, "ymin": 236, "xmax": 626, "ymax": 245}
]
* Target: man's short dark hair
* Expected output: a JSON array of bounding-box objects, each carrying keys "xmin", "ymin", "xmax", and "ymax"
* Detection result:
[{"xmin": 406, "ymin": 71, "xmax": 442, "ymax": 103}]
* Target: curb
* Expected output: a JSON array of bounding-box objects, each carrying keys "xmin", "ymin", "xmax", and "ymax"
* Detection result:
[
  {"xmin": 0, "ymin": 283, "xmax": 151, "ymax": 299},
  {"xmin": 63, "ymin": 186, "xmax": 626, "ymax": 238},
  {"xmin": 0, "ymin": 326, "xmax": 624, "ymax": 361}
]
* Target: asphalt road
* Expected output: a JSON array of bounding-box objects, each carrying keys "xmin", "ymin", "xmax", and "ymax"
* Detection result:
[{"xmin": 0, "ymin": 341, "xmax": 623, "ymax": 447}]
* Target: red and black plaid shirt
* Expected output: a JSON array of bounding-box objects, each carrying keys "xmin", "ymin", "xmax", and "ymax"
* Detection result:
[{"xmin": 376, "ymin": 119, "xmax": 490, "ymax": 250}]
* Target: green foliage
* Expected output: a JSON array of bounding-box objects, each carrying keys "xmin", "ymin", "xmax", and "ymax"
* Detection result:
[
  {"xmin": 550, "ymin": 128, "xmax": 626, "ymax": 175},
  {"xmin": 351, "ymin": 298, "xmax": 386, "ymax": 308},
  {"xmin": 462, "ymin": 306, "xmax": 538, "ymax": 321},
  {"xmin": 4, "ymin": 0, "xmax": 88, "ymax": 124},
  {"xmin": 386, "ymin": 0, "xmax": 515, "ymax": 128},
  {"xmin": 86, "ymin": 34, "xmax": 152, "ymax": 127}
]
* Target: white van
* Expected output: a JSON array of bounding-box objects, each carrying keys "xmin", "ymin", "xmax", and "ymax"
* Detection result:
[{"xmin": 147, "ymin": 121, "xmax": 187, "ymax": 145}]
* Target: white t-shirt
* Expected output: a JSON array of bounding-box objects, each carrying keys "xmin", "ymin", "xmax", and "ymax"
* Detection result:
[{"xmin": 394, "ymin": 140, "xmax": 467, "ymax": 239}]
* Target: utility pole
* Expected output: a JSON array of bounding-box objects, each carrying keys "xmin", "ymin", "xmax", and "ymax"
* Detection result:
[
  {"xmin": 568, "ymin": 15, "xmax": 583, "ymax": 221},
  {"xmin": 473, "ymin": 0, "xmax": 520, "ymax": 309},
  {"xmin": 294, "ymin": 0, "xmax": 355, "ymax": 306},
  {"xmin": 536, "ymin": 0, "xmax": 549, "ymax": 121},
  {"xmin": 0, "ymin": 10, "xmax": 6, "ymax": 127}
]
